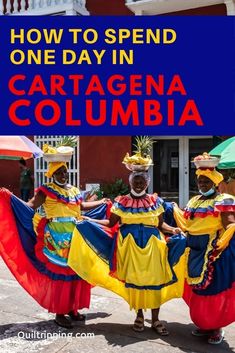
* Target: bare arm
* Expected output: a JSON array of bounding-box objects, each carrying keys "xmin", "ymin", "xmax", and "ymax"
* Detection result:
[
  {"xmin": 81, "ymin": 198, "xmax": 108, "ymax": 211},
  {"xmin": 221, "ymin": 212, "xmax": 235, "ymax": 229},
  {"xmin": 158, "ymin": 214, "xmax": 182, "ymax": 235},
  {"xmin": 84, "ymin": 212, "xmax": 120, "ymax": 228},
  {"xmin": 26, "ymin": 190, "xmax": 46, "ymax": 210}
]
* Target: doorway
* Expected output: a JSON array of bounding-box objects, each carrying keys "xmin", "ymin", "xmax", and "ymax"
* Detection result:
[
  {"xmin": 152, "ymin": 139, "xmax": 179, "ymax": 203},
  {"xmin": 150, "ymin": 136, "xmax": 213, "ymax": 207}
]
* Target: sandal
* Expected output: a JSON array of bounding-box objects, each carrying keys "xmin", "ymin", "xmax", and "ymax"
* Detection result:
[
  {"xmin": 68, "ymin": 311, "xmax": 86, "ymax": 321},
  {"xmin": 192, "ymin": 328, "xmax": 213, "ymax": 337},
  {"xmin": 55, "ymin": 314, "xmax": 73, "ymax": 329},
  {"xmin": 132, "ymin": 317, "xmax": 145, "ymax": 332},
  {"xmin": 208, "ymin": 329, "xmax": 224, "ymax": 345},
  {"xmin": 151, "ymin": 321, "xmax": 169, "ymax": 336}
]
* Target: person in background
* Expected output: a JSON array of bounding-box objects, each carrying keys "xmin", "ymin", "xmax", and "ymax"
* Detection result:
[
  {"xmin": 19, "ymin": 158, "xmax": 33, "ymax": 201},
  {"xmin": 218, "ymin": 168, "xmax": 235, "ymax": 196}
]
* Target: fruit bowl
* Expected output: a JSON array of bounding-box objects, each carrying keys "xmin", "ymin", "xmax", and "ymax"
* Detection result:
[
  {"xmin": 123, "ymin": 162, "xmax": 153, "ymax": 171},
  {"xmin": 43, "ymin": 153, "xmax": 73, "ymax": 163},
  {"xmin": 193, "ymin": 156, "xmax": 220, "ymax": 169}
]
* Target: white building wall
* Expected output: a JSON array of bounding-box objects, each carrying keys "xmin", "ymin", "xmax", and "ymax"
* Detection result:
[{"xmin": 125, "ymin": 0, "xmax": 232, "ymax": 15}]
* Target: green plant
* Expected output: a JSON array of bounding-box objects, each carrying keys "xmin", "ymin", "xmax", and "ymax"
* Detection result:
[
  {"xmin": 56, "ymin": 136, "xmax": 77, "ymax": 148},
  {"xmin": 133, "ymin": 136, "xmax": 154, "ymax": 157},
  {"xmin": 99, "ymin": 179, "xmax": 129, "ymax": 201}
]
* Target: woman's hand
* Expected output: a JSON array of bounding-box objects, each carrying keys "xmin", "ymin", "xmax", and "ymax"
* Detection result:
[
  {"xmin": 81, "ymin": 215, "xmax": 91, "ymax": 221},
  {"xmin": 172, "ymin": 227, "xmax": 183, "ymax": 235},
  {"xmin": 81, "ymin": 198, "xmax": 111, "ymax": 210},
  {"xmin": 100, "ymin": 198, "xmax": 111, "ymax": 204},
  {"xmin": 166, "ymin": 228, "xmax": 186, "ymax": 242}
]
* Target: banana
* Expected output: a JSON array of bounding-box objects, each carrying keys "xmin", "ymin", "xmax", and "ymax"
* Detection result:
[
  {"xmin": 43, "ymin": 144, "xmax": 57, "ymax": 154},
  {"xmin": 123, "ymin": 153, "xmax": 152, "ymax": 165}
]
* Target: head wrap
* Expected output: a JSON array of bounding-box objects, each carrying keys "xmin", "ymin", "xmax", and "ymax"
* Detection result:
[
  {"xmin": 45, "ymin": 162, "xmax": 67, "ymax": 178},
  {"xmin": 196, "ymin": 168, "xmax": 223, "ymax": 186}
]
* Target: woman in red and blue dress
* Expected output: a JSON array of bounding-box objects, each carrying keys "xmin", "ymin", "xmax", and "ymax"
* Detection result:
[
  {"xmin": 174, "ymin": 166, "xmax": 235, "ymax": 344},
  {"xmin": 0, "ymin": 161, "xmax": 108, "ymax": 328}
]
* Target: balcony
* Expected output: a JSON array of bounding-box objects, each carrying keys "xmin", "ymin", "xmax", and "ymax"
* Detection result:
[
  {"xmin": 2, "ymin": 0, "xmax": 89, "ymax": 15},
  {"xmin": 125, "ymin": 0, "xmax": 224, "ymax": 15}
]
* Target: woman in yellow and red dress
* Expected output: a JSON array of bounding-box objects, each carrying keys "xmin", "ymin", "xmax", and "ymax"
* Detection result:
[
  {"xmin": 68, "ymin": 170, "xmax": 186, "ymax": 335},
  {"xmin": 173, "ymin": 157, "xmax": 235, "ymax": 344},
  {"xmin": 0, "ymin": 160, "xmax": 109, "ymax": 328}
]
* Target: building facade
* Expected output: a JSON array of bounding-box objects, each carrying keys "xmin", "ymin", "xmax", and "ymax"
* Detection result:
[{"xmin": 2, "ymin": 0, "xmax": 235, "ymax": 16}]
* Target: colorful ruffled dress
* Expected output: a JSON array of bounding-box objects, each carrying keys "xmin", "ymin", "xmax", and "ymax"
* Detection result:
[
  {"xmin": 68, "ymin": 193, "xmax": 186, "ymax": 310},
  {"xmin": 177, "ymin": 193, "xmax": 235, "ymax": 330},
  {"xmin": 0, "ymin": 184, "xmax": 91, "ymax": 314}
]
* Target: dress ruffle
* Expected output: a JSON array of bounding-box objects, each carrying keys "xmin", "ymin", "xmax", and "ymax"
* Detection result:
[
  {"xmin": 186, "ymin": 232, "xmax": 222, "ymax": 289},
  {"xmin": 37, "ymin": 184, "xmax": 83, "ymax": 205},
  {"xmin": 184, "ymin": 279, "xmax": 235, "ymax": 330},
  {"xmin": 184, "ymin": 196, "xmax": 219, "ymax": 219},
  {"xmin": 184, "ymin": 194, "xmax": 235, "ymax": 219},
  {"xmin": 0, "ymin": 188, "xmax": 90, "ymax": 314},
  {"xmin": 114, "ymin": 194, "xmax": 161, "ymax": 213}
]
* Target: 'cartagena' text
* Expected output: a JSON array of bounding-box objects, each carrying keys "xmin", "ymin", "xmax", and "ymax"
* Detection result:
[{"xmin": 8, "ymin": 73, "xmax": 204, "ymax": 128}]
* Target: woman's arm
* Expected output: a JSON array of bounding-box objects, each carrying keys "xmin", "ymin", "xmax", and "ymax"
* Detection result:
[
  {"xmin": 158, "ymin": 214, "xmax": 182, "ymax": 235},
  {"xmin": 83, "ymin": 212, "xmax": 120, "ymax": 228},
  {"xmin": 216, "ymin": 212, "xmax": 235, "ymax": 250},
  {"xmin": 26, "ymin": 190, "xmax": 46, "ymax": 210},
  {"xmin": 221, "ymin": 212, "xmax": 235, "ymax": 229}
]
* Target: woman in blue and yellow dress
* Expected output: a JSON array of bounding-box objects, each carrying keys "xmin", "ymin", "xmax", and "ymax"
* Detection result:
[
  {"xmin": 68, "ymin": 171, "xmax": 186, "ymax": 335},
  {"xmin": 173, "ymin": 159, "xmax": 235, "ymax": 344},
  {"xmin": 0, "ymin": 160, "xmax": 109, "ymax": 328}
]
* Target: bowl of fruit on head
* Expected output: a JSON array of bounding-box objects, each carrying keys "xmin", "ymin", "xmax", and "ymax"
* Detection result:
[
  {"xmin": 193, "ymin": 152, "xmax": 220, "ymax": 169},
  {"xmin": 122, "ymin": 136, "xmax": 154, "ymax": 171},
  {"xmin": 43, "ymin": 136, "xmax": 77, "ymax": 163}
]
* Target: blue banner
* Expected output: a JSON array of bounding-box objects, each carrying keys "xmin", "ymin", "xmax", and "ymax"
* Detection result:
[{"xmin": 0, "ymin": 16, "xmax": 234, "ymax": 135}]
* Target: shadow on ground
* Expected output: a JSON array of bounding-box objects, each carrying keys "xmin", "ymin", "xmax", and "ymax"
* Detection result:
[
  {"xmin": 88, "ymin": 321, "xmax": 234, "ymax": 353},
  {"xmin": 0, "ymin": 318, "xmax": 234, "ymax": 353}
]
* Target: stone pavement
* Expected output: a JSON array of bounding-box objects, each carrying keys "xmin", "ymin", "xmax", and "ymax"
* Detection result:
[{"xmin": 0, "ymin": 259, "xmax": 234, "ymax": 353}]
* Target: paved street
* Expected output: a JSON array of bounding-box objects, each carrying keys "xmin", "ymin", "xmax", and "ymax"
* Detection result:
[{"xmin": 0, "ymin": 258, "xmax": 234, "ymax": 353}]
